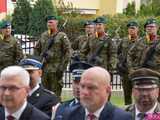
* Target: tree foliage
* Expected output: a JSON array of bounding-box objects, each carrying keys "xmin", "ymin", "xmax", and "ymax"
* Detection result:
[
  {"xmin": 123, "ymin": 2, "xmax": 136, "ymax": 16},
  {"xmin": 28, "ymin": 0, "xmax": 56, "ymax": 36},
  {"xmin": 12, "ymin": 0, "xmax": 32, "ymax": 34},
  {"xmin": 137, "ymin": 0, "xmax": 160, "ymax": 16}
]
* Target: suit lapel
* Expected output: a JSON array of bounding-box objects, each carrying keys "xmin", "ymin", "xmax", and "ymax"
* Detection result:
[
  {"xmin": 28, "ymin": 87, "xmax": 41, "ymax": 105},
  {"xmin": 99, "ymin": 102, "xmax": 115, "ymax": 120},
  {"xmin": 19, "ymin": 103, "xmax": 33, "ymax": 120},
  {"xmin": 154, "ymin": 102, "xmax": 160, "ymax": 112},
  {"xmin": 69, "ymin": 105, "xmax": 85, "ymax": 120},
  {"xmin": 0, "ymin": 107, "xmax": 5, "ymax": 120}
]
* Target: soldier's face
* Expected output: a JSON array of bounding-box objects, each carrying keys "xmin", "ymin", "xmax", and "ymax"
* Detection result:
[
  {"xmin": 27, "ymin": 69, "xmax": 42, "ymax": 88},
  {"xmin": 85, "ymin": 25, "xmax": 96, "ymax": 36},
  {"xmin": 96, "ymin": 23, "xmax": 105, "ymax": 33},
  {"xmin": 72, "ymin": 80, "xmax": 80, "ymax": 99},
  {"xmin": 47, "ymin": 20, "xmax": 58, "ymax": 30},
  {"xmin": 132, "ymin": 87, "xmax": 159, "ymax": 111},
  {"xmin": 128, "ymin": 27, "xmax": 139, "ymax": 36},
  {"xmin": 2, "ymin": 26, "xmax": 12, "ymax": 36},
  {"xmin": 145, "ymin": 24, "xmax": 158, "ymax": 35}
]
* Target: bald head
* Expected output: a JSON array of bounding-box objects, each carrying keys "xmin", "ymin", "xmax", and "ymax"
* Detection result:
[
  {"xmin": 80, "ymin": 66, "xmax": 111, "ymax": 112},
  {"xmin": 81, "ymin": 66, "xmax": 111, "ymax": 85}
]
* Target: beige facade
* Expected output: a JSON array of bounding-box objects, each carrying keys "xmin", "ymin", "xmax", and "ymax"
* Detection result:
[{"xmin": 55, "ymin": 0, "xmax": 141, "ymax": 15}]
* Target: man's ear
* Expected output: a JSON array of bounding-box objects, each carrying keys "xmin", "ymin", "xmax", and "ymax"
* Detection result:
[
  {"xmin": 106, "ymin": 85, "xmax": 111, "ymax": 93},
  {"xmin": 38, "ymin": 70, "xmax": 42, "ymax": 77}
]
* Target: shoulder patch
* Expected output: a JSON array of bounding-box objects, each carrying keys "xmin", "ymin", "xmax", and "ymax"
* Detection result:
[{"xmin": 43, "ymin": 89, "xmax": 55, "ymax": 95}]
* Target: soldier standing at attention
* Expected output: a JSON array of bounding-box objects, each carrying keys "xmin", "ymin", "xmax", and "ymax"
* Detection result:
[
  {"xmin": 127, "ymin": 18, "xmax": 160, "ymax": 73},
  {"xmin": 0, "ymin": 20, "xmax": 23, "ymax": 71},
  {"xmin": 81, "ymin": 16, "xmax": 116, "ymax": 72},
  {"xmin": 34, "ymin": 15, "xmax": 72, "ymax": 97},
  {"xmin": 72, "ymin": 20, "xmax": 96, "ymax": 51},
  {"xmin": 117, "ymin": 20, "xmax": 141, "ymax": 105},
  {"xmin": 72, "ymin": 20, "xmax": 96, "ymax": 61}
]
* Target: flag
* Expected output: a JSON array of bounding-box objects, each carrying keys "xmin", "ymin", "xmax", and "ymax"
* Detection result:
[{"xmin": 0, "ymin": 0, "xmax": 7, "ymax": 13}]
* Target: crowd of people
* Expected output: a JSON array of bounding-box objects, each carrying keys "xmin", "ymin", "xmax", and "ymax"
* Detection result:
[{"xmin": 0, "ymin": 15, "xmax": 160, "ymax": 120}]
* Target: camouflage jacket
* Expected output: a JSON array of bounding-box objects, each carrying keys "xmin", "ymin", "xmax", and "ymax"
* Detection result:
[
  {"xmin": 127, "ymin": 37, "xmax": 152, "ymax": 72},
  {"xmin": 0, "ymin": 35, "xmax": 23, "ymax": 70},
  {"xmin": 117, "ymin": 37, "xmax": 141, "ymax": 74},
  {"xmin": 34, "ymin": 31, "xmax": 72, "ymax": 72},
  {"xmin": 80, "ymin": 34, "xmax": 116, "ymax": 71},
  {"xmin": 72, "ymin": 35, "xmax": 89, "ymax": 51}
]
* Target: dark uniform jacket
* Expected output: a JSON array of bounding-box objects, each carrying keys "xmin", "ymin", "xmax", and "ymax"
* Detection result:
[
  {"xmin": 55, "ymin": 98, "xmax": 80, "ymax": 119},
  {"xmin": 27, "ymin": 86, "xmax": 59, "ymax": 117},
  {"xmin": 0, "ymin": 103, "xmax": 50, "ymax": 120},
  {"xmin": 55, "ymin": 102, "xmax": 132, "ymax": 120},
  {"xmin": 125, "ymin": 102, "xmax": 160, "ymax": 119}
]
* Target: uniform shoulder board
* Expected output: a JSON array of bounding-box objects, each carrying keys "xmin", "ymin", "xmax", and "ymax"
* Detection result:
[
  {"xmin": 58, "ymin": 32, "xmax": 67, "ymax": 39},
  {"xmin": 125, "ymin": 104, "xmax": 134, "ymax": 112},
  {"xmin": 43, "ymin": 88, "xmax": 55, "ymax": 95}
]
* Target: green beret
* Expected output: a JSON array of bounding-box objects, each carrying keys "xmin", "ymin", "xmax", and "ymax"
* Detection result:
[
  {"xmin": 1, "ymin": 20, "xmax": 11, "ymax": 29},
  {"xmin": 130, "ymin": 68, "xmax": 160, "ymax": 88},
  {"xmin": 144, "ymin": 18, "xmax": 158, "ymax": 28},
  {"xmin": 84, "ymin": 20, "xmax": 95, "ymax": 27},
  {"xmin": 127, "ymin": 20, "xmax": 138, "ymax": 28},
  {"xmin": 94, "ymin": 16, "xmax": 107, "ymax": 24},
  {"xmin": 46, "ymin": 15, "xmax": 58, "ymax": 21}
]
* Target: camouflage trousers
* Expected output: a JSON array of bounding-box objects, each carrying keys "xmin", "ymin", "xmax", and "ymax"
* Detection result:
[
  {"xmin": 121, "ymin": 74, "xmax": 132, "ymax": 105},
  {"xmin": 42, "ymin": 70, "xmax": 63, "ymax": 98}
]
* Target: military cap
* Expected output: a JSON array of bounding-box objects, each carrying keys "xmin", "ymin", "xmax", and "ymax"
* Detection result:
[
  {"xmin": 69, "ymin": 61, "xmax": 93, "ymax": 80},
  {"xmin": 46, "ymin": 15, "xmax": 58, "ymax": 21},
  {"xmin": 94, "ymin": 16, "xmax": 107, "ymax": 24},
  {"xmin": 1, "ymin": 20, "xmax": 11, "ymax": 29},
  {"xmin": 127, "ymin": 20, "xmax": 138, "ymax": 28},
  {"xmin": 84, "ymin": 20, "xmax": 95, "ymax": 27},
  {"xmin": 130, "ymin": 68, "xmax": 160, "ymax": 89},
  {"xmin": 19, "ymin": 58, "xmax": 42, "ymax": 70},
  {"xmin": 144, "ymin": 18, "xmax": 158, "ymax": 28}
]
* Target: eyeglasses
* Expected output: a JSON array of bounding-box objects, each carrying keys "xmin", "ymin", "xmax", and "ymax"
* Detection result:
[{"xmin": 0, "ymin": 85, "xmax": 25, "ymax": 92}]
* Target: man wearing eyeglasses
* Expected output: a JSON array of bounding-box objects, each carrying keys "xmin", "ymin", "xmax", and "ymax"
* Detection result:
[
  {"xmin": 0, "ymin": 66, "xmax": 50, "ymax": 120},
  {"xmin": 126, "ymin": 68, "xmax": 160, "ymax": 120}
]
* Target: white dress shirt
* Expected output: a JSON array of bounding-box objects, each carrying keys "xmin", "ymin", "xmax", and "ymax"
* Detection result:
[
  {"xmin": 85, "ymin": 104, "xmax": 105, "ymax": 120},
  {"xmin": 5, "ymin": 101, "xmax": 27, "ymax": 120}
]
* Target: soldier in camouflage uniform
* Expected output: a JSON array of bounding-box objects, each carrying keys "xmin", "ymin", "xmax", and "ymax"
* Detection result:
[
  {"xmin": 117, "ymin": 20, "xmax": 142, "ymax": 105},
  {"xmin": 72, "ymin": 20, "xmax": 96, "ymax": 51},
  {"xmin": 34, "ymin": 15, "xmax": 72, "ymax": 97},
  {"xmin": 81, "ymin": 16, "xmax": 116, "ymax": 71},
  {"xmin": 72, "ymin": 20, "xmax": 96, "ymax": 61},
  {"xmin": 0, "ymin": 20, "xmax": 23, "ymax": 71},
  {"xmin": 127, "ymin": 18, "xmax": 160, "ymax": 73}
]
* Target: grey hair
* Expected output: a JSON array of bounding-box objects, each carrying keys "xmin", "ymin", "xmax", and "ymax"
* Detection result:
[{"xmin": 0, "ymin": 66, "xmax": 30, "ymax": 86}]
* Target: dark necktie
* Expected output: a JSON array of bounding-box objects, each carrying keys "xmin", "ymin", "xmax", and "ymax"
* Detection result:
[
  {"xmin": 88, "ymin": 113, "xmax": 96, "ymax": 120},
  {"xmin": 137, "ymin": 112, "xmax": 146, "ymax": 120},
  {"xmin": 7, "ymin": 115, "xmax": 15, "ymax": 120}
]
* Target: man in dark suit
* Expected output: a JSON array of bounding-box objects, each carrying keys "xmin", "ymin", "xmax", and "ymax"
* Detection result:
[
  {"xmin": 126, "ymin": 68, "xmax": 160, "ymax": 120},
  {"xmin": 55, "ymin": 66, "xmax": 132, "ymax": 120},
  {"xmin": 53, "ymin": 61, "xmax": 93, "ymax": 119},
  {"xmin": 0, "ymin": 66, "xmax": 49, "ymax": 120},
  {"xmin": 19, "ymin": 58, "xmax": 60, "ymax": 117}
]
